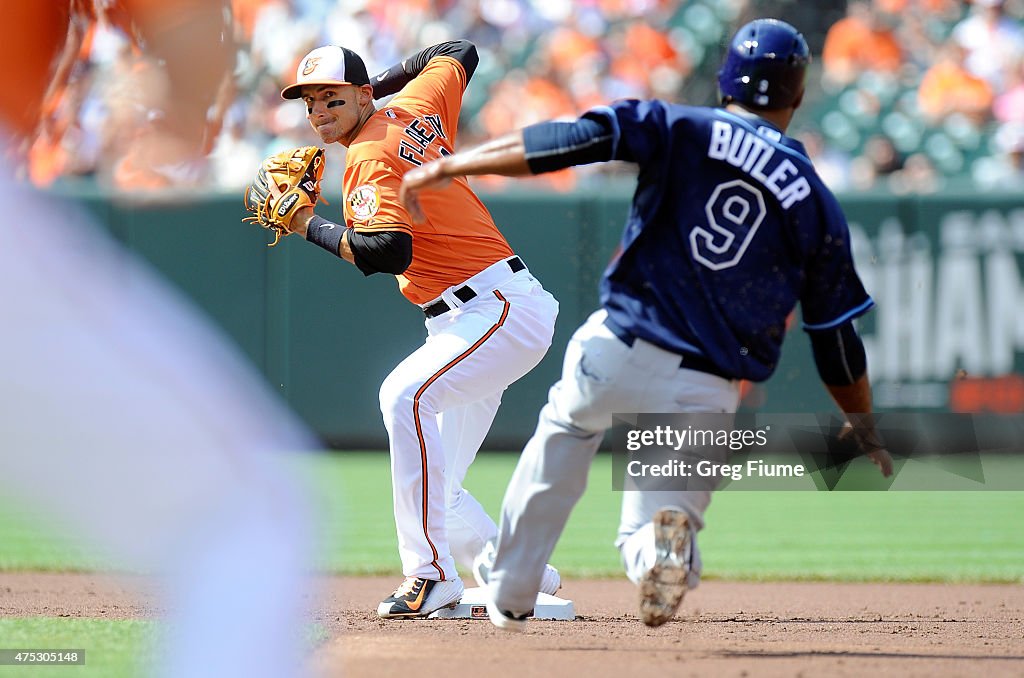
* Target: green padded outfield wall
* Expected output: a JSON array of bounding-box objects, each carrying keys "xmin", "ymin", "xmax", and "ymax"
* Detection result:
[{"xmin": 66, "ymin": 187, "xmax": 1024, "ymax": 448}]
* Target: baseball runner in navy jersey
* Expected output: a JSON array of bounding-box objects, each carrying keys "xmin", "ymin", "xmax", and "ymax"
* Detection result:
[{"xmin": 401, "ymin": 18, "xmax": 894, "ymax": 630}]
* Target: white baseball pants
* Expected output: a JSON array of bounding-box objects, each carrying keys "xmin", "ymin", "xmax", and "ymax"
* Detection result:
[
  {"xmin": 379, "ymin": 257, "xmax": 558, "ymax": 580},
  {"xmin": 488, "ymin": 309, "xmax": 739, "ymax": 614}
]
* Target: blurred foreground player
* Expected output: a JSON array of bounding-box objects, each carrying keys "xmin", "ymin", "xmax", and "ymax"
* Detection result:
[
  {"xmin": 1, "ymin": 3, "xmax": 314, "ymax": 677},
  {"xmin": 402, "ymin": 19, "xmax": 893, "ymax": 631}
]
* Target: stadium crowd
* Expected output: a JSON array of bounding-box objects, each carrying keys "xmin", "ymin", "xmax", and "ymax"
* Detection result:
[{"xmin": 19, "ymin": 0, "xmax": 1024, "ymax": 194}]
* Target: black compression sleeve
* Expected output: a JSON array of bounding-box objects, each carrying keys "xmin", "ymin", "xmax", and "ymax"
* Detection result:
[
  {"xmin": 348, "ymin": 230, "xmax": 413, "ymax": 276},
  {"xmin": 370, "ymin": 40, "xmax": 479, "ymax": 99},
  {"xmin": 809, "ymin": 322, "xmax": 867, "ymax": 386},
  {"xmin": 306, "ymin": 216, "xmax": 345, "ymax": 256},
  {"xmin": 522, "ymin": 115, "xmax": 616, "ymax": 174}
]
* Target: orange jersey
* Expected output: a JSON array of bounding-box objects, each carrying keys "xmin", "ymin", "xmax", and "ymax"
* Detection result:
[
  {"xmin": 822, "ymin": 17, "xmax": 903, "ymax": 74},
  {"xmin": 341, "ymin": 56, "xmax": 514, "ymax": 305},
  {"xmin": 0, "ymin": 2, "xmax": 69, "ymax": 137}
]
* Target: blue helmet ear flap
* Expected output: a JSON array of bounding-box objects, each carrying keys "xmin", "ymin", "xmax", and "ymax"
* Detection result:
[{"xmin": 718, "ymin": 19, "xmax": 810, "ymax": 110}]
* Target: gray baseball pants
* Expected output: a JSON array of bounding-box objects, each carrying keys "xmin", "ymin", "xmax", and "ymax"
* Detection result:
[{"xmin": 488, "ymin": 310, "xmax": 739, "ymax": 614}]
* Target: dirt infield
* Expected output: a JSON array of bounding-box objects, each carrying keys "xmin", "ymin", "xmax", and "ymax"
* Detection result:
[{"xmin": 3, "ymin": 573, "xmax": 1023, "ymax": 677}]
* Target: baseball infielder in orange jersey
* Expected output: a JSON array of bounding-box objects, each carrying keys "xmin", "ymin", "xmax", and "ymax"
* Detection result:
[{"xmin": 276, "ymin": 41, "xmax": 561, "ymax": 617}]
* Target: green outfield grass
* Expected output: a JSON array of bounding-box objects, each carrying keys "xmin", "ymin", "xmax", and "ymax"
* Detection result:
[
  {"xmin": 319, "ymin": 452, "xmax": 1024, "ymax": 582},
  {"xmin": 1, "ymin": 451, "xmax": 1022, "ymax": 582},
  {"xmin": 0, "ymin": 619, "xmax": 156, "ymax": 678},
  {"xmin": 0, "ymin": 619, "xmax": 327, "ymax": 678}
]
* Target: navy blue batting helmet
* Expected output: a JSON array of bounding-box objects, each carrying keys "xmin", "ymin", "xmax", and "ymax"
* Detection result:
[{"xmin": 718, "ymin": 19, "xmax": 810, "ymax": 110}]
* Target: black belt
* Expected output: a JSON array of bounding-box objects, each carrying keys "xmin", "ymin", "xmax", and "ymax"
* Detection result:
[
  {"xmin": 603, "ymin": 317, "xmax": 731, "ymax": 380},
  {"xmin": 423, "ymin": 257, "xmax": 526, "ymax": 319}
]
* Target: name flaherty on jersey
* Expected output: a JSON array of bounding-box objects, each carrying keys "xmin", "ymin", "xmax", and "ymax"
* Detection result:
[{"xmin": 707, "ymin": 120, "xmax": 811, "ymax": 210}]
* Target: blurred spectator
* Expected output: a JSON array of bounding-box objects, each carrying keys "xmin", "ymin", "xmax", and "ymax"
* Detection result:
[
  {"xmin": 542, "ymin": 19, "xmax": 605, "ymax": 86},
  {"xmin": 458, "ymin": 2, "xmax": 505, "ymax": 48},
  {"xmin": 477, "ymin": 70, "xmax": 576, "ymax": 138},
  {"xmin": 209, "ymin": 107, "xmax": 265, "ymax": 190},
  {"xmin": 474, "ymin": 70, "xmax": 580, "ymax": 191},
  {"xmin": 250, "ymin": 0, "xmax": 319, "ymax": 86},
  {"xmin": 875, "ymin": 0, "xmax": 959, "ymax": 13},
  {"xmin": 612, "ymin": 20, "xmax": 690, "ymax": 99},
  {"xmin": 877, "ymin": 0, "xmax": 963, "ymax": 65},
  {"xmin": 951, "ymin": 0, "xmax": 1024, "ymax": 91},
  {"xmin": 103, "ymin": 49, "xmax": 206, "ymax": 190},
  {"xmin": 797, "ymin": 130, "xmax": 852, "ymax": 191},
  {"xmin": 41, "ymin": 0, "xmax": 144, "ymax": 115},
  {"xmin": 993, "ymin": 56, "xmax": 1024, "ymax": 123},
  {"xmin": 850, "ymin": 133, "xmax": 904, "ymax": 189},
  {"xmin": 27, "ymin": 62, "xmax": 103, "ymax": 186},
  {"xmin": 917, "ymin": 40, "xmax": 994, "ymax": 125},
  {"xmin": 888, "ymin": 151, "xmax": 943, "ymax": 193},
  {"xmin": 822, "ymin": 1, "xmax": 905, "ymax": 87},
  {"xmin": 321, "ymin": 5, "xmax": 389, "ymax": 68},
  {"xmin": 232, "ymin": 0, "xmax": 276, "ymax": 44},
  {"xmin": 974, "ymin": 122, "xmax": 1024, "ymax": 189},
  {"xmin": 24, "ymin": 1, "xmax": 139, "ymax": 183}
]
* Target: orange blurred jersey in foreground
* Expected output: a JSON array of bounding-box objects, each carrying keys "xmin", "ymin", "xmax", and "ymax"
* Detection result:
[{"xmin": 0, "ymin": 3, "xmax": 69, "ymax": 138}]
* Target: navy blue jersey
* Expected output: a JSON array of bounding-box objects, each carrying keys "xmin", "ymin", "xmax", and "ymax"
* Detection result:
[{"xmin": 588, "ymin": 100, "xmax": 873, "ymax": 382}]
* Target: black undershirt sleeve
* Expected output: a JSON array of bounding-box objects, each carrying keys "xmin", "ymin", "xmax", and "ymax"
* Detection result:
[
  {"xmin": 808, "ymin": 322, "xmax": 867, "ymax": 386},
  {"xmin": 370, "ymin": 40, "xmax": 479, "ymax": 99},
  {"xmin": 305, "ymin": 216, "xmax": 412, "ymax": 276},
  {"xmin": 347, "ymin": 229, "xmax": 413, "ymax": 276}
]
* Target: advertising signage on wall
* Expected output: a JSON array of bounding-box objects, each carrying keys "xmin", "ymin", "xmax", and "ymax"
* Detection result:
[{"xmin": 849, "ymin": 206, "xmax": 1024, "ymax": 412}]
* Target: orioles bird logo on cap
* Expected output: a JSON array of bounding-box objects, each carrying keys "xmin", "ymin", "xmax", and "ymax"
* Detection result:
[{"xmin": 301, "ymin": 57, "xmax": 322, "ymax": 76}]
